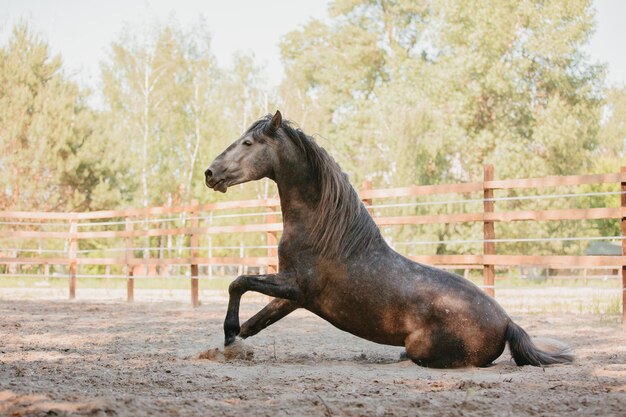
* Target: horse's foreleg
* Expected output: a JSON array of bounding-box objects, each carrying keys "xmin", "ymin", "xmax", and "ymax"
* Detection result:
[
  {"xmin": 224, "ymin": 273, "xmax": 300, "ymax": 346},
  {"xmin": 239, "ymin": 298, "xmax": 299, "ymax": 339}
]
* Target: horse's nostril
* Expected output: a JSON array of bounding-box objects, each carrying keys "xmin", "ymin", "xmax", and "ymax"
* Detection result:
[{"xmin": 205, "ymin": 168, "xmax": 213, "ymax": 178}]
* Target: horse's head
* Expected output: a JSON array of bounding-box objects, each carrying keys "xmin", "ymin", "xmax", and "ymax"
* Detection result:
[{"xmin": 205, "ymin": 111, "xmax": 283, "ymax": 193}]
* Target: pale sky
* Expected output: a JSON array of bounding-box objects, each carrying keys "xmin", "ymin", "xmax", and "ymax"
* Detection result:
[
  {"xmin": 583, "ymin": 0, "xmax": 626, "ymax": 87},
  {"xmin": 1, "ymin": 0, "xmax": 624, "ymax": 92},
  {"xmin": 0, "ymin": 0, "xmax": 330, "ymax": 89}
]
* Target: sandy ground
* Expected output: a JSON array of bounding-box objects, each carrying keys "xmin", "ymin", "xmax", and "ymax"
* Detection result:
[{"xmin": 0, "ymin": 298, "xmax": 625, "ymax": 417}]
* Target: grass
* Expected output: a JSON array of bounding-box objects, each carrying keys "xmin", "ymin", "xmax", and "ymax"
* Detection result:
[
  {"xmin": 0, "ymin": 276, "xmax": 233, "ymax": 291},
  {"xmin": 511, "ymin": 294, "xmax": 622, "ymax": 316},
  {"xmin": 465, "ymin": 275, "xmax": 620, "ymax": 289},
  {"xmin": 1, "ymin": 274, "xmax": 622, "ymax": 316},
  {"xmin": 2, "ymin": 273, "xmax": 620, "ymax": 290}
]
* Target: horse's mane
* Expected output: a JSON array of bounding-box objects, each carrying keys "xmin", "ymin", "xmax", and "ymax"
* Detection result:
[{"xmin": 249, "ymin": 115, "xmax": 382, "ymax": 260}]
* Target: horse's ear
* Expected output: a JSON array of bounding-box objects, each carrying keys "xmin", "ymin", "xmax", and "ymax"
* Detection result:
[{"xmin": 269, "ymin": 110, "xmax": 282, "ymax": 132}]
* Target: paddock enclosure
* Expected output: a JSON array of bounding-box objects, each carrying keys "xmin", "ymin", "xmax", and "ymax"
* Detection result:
[
  {"xmin": 1, "ymin": 166, "xmax": 626, "ymax": 416},
  {"xmin": 1, "ymin": 165, "xmax": 625, "ymax": 316}
]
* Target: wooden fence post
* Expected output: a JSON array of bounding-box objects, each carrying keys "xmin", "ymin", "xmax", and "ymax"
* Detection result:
[
  {"xmin": 361, "ymin": 180, "xmax": 373, "ymax": 212},
  {"xmin": 125, "ymin": 218, "xmax": 134, "ymax": 302},
  {"xmin": 190, "ymin": 199, "xmax": 199, "ymax": 307},
  {"xmin": 483, "ymin": 164, "xmax": 495, "ymax": 297},
  {"xmin": 267, "ymin": 206, "xmax": 278, "ymax": 274},
  {"xmin": 620, "ymin": 167, "xmax": 626, "ymax": 326},
  {"xmin": 208, "ymin": 211, "xmax": 213, "ymax": 280},
  {"xmin": 68, "ymin": 218, "xmax": 77, "ymax": 299}
]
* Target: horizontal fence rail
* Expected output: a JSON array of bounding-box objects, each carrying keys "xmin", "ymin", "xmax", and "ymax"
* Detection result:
[{"xmin": 0, "ymin": 166, "xmax": 625, "ymax": 322}]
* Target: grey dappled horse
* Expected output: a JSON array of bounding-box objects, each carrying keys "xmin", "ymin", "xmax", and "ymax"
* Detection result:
[{"xmin": 204, "ymin": 111, "xmax": 573, "ymax": 368}]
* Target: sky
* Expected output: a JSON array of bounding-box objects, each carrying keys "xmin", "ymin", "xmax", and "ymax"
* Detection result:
[
  {"xmin": 583, "ymin": 0, "xmax": 626, "ymax": 87},
  {"xmin": 0, "ymin": 0, "xmax": 330, "ymax": 89},
  {"xmin": 0, "ymin": 0, "xmax": 625, "ymax": 91}
]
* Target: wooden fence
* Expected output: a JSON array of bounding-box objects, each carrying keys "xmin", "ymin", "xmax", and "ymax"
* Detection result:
[{"xmin": 1, "ymin": 165, "xmax": 625, "ymax": 322}]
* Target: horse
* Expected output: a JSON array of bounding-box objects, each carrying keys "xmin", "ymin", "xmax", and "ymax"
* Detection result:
[{"xmin": 203, "ymin": 111, "xmax": 573, "ymax": 368}]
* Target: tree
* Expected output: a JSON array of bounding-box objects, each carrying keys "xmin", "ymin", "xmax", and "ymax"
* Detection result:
[
  {"xmin": 0, "ymin": 23, "xmax": 128, "ymax": 212},
  {"xmin": 102, "ymin": 23, "xmax": 177, "ymax": 208},
  {"xmin": 432, "ymin": 0, "xmax": 604, "ymax": 180},
  {"xmin": 278, "ymin": 0, "xmax": 606, "ymax": 255},
  {"xmin": 597, "ymin": 86, "xmax": 626, "ymax": 165},
  {"xmin": 280, "ymin": 0, "xmax": 604, "ymax": 183},
  {"xmin": 101, "ymin": 20, "xmax": 273, "ymax": 208}
]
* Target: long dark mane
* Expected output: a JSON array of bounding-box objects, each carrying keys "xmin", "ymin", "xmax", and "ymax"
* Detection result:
[{"xmin": 249, "ymin": 115, "xmax": 382, "ymax": 260}]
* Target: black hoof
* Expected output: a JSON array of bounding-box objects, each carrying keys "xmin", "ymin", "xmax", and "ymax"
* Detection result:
[
  {"xmin": 224, "ymin": 332, "xmax": 238, "ymax": 346},
  {"xmin": 223, "ymin": 320, "xmax": 240, "ymax": 346}
]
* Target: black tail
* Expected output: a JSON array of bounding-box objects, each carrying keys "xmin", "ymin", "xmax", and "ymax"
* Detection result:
[{"xmin": 505, "ymin": 321, "xmax": 574, "ymax": 366}]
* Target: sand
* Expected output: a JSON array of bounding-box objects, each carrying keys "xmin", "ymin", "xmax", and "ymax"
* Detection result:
[{"xmin": 1, "ymin": 298, "xmax": 625, "ymax": 416}]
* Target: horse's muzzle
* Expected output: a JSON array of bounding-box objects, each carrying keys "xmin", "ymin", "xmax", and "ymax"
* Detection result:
[{"xmin": 205, "ymin": 168, "xmax": 228, "ymax": 193}]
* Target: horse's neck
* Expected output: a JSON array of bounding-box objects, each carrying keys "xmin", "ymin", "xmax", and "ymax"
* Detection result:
[
  {"xmin": 276, "ymin": 179, "xmax": 319, "ymax": 227},
  {"xmin": 273, "ymin": 147, "xmax": 384, "ymax": 260},
  {"xmin": 275, "ymin": 169, "xmax": 384, "ymax": 261}
]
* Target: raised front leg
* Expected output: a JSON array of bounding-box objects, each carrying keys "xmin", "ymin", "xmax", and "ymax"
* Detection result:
[
  {"xmin": 224, "ymin": 272, "xmax": 300, "ymax": 346},
  {"xmin": 239, "ymin": 298, "xmax": 300, "ymax": 339}
]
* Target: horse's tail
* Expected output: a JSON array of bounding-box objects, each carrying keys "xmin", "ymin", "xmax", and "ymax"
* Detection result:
[{"xmin": 505, "ymin": 321, "xmax": 574, "ymax": 366}]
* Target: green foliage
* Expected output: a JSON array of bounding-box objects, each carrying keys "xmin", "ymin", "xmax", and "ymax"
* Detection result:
[
  {"xmin": 597, "ymin": 86, "xmax": 626, "ymax": 164},
  {"xmin": 279, "ymin": 0, "xmax": 605, "ymax": 187},
  {"xmin": 275, "ymin": 0, "xmax": 618, "ymax": 255},
  {"xmin": 1, "ymin": 2, "xmax": 623, "ymax": 260},
  {"xmin": 100, "ymin": 21, "xmax": 275, "ymax": 209},
  {"xmin": 0, "ymin": 24, "xmax": 127, "ymax": 211}
]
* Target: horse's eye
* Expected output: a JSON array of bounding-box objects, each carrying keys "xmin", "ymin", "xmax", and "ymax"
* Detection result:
[{"xmin": 242, "ymin": 139, "xmax": 253, "ymax": 147}]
